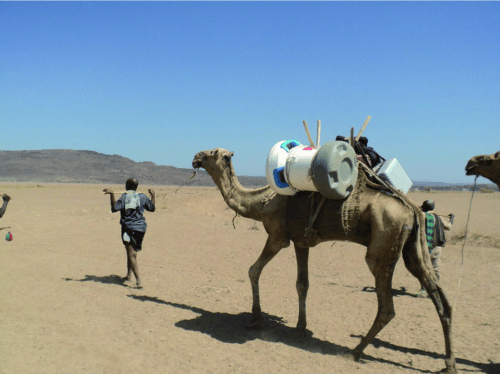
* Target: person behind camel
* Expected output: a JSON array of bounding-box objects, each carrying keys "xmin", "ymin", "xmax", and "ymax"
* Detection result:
[
  {"xmin": 103, "ymin": 178, "xmax": 155, "ymax": 288},
  {"xmin": 0, "ymin": 194, "xmax": 11, "ymax": 218},
  {"xmin": 415, "ymin": 199, "xmax": 454, "ymax": 297},
  {"xmin": 335, "ymin": 135, "xmax": 384, "ymax": 168}
]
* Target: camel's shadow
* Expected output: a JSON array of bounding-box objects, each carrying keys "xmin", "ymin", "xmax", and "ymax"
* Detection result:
[
  {"xmin": 128, "ymin": 294, "xmax": 349, "ymax": 351},
  {"xmin": 128, "ymin": 294, "xmax": 445, "ymax": 373},
  {"xmin": 361, "ymin": 286, "xmax": 417, "ymax": 298},
  {"xmin": 351, "ymin": 335, "xmax": 500, "ymax": 374},
  {"xmin": 64, "ymin": 274, "xmax": 128, "ymax": 287}
]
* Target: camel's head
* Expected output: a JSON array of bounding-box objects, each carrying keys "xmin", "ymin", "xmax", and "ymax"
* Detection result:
[
  {"xmin": 192, "ymin": 148, "xmax": 234, "ymax": 174},
  {"xmin": 465, "ymin": 151, "xmax": 500, "ymax": 186}
]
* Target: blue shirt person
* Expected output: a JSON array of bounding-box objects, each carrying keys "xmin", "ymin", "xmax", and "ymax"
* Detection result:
[{"xmin": 103, "ymin": 178, "xmax": 155, "ymax": 288}]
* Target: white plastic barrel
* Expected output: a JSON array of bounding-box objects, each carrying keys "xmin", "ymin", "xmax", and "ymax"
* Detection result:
[
  {"xmin": 266, "ymin": 139, "xmax": 358, "ymax": 200},
  {"xmin": 285, "ymin": 145, "xmax": 319, "ymax": 192},
  {"xmin": 265, "ymin": 140, "xmax": 302, "ymax": 196}
]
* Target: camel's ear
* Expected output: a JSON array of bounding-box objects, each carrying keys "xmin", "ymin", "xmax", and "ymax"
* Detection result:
[
  {"xmin": 230, "ymin": 151, "xmax": 234, "ymax": 157},
  {"xmin": 214, "ymin": 149, "xmax": 219, "ymax": 157}
]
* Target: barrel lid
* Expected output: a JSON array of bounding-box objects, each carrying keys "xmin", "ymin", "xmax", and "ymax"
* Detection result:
[{"xmin": 311, "ymin": 140, "xmax": 358, "ymax": 199}]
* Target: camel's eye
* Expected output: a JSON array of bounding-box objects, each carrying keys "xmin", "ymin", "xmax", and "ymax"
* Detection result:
[{"xmin": 214, "ymin": 150, "xmax": 219, "ymax": 157}]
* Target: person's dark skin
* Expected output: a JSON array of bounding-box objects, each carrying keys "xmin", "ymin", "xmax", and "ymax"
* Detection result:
[
  {"xmin": 0, "ymin": 194, "xmax": 11, "ymax": 218},
  {"xmin": 103, "ymin": 179, "xmax": 155, "ymax": 288}
]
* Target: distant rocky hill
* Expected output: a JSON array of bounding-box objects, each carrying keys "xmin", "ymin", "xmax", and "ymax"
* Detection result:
[
  {"xmin": 0, "ymin": 149, "xmax": 496, "ymax": 191},
  {"xmin": 0, "ymin": 149, "xmax": 268, "ymax": 187}
]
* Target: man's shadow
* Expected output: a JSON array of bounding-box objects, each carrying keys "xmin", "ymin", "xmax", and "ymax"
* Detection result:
[{"xmin": 64, "ymin": 274, "xmax": 128, "ymax": 287}]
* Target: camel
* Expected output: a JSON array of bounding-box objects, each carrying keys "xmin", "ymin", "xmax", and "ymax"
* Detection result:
[
  {"xmin": 465, "ymin": 151, "xmax": 500, "ymax": 189},
  {"xmin": 0, "ymin": 194, "xmax": 11, "ymax": 218},
  {"xmin": 192, "ymin": 148, "xmax": 457, "ymax": 373}
]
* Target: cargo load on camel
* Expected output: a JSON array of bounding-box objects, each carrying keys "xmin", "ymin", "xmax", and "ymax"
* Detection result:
[{"xmin": 265, "ymin": 117, "xmax": 413, "ymax": 197}]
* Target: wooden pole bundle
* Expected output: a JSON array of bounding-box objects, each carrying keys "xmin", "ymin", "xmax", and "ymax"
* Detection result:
[
  {"xmin": 356, "ymin": 116, "xmax": 371, "ymax": 141},
  {"xmin": 302, "ymin": 120, "xmax": 316, "ymax": 148}
]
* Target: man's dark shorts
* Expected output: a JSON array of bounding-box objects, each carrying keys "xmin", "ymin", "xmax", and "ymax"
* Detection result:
[{"xmin": 121, "ymin": 227, "xmax": 146, "ymax": 251}]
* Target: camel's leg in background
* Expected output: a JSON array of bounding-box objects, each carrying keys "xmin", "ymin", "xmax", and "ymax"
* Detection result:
[
  {"xmin": 348, "ymin": 226, "xmax": 409, "ymax": 361},
  {"xmin": 247, "ymin": 234, "xmax": 286, "ymax": 328},
  {"xmin": 402, "ymin": 238, "xmax": 457, "ymax": 374},
  {"xmin": 294, "ymin": 245, "xmax": 310, "ymax": 331}
]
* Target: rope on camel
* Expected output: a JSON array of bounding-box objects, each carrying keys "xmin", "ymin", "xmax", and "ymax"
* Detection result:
[
  {"xmin": 453, "ymin": 175, "xmax": 478, "ymax": 310},
  {"xmin": 107, "ymin": 169, "xmax": 200, "ymax": 199}
]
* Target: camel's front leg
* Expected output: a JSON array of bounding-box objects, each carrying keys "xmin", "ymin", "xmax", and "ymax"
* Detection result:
[
  {"xmin": 294, "ymin": 245, "xmax": 309, "ymax": 332},
  {"xmin": 247, "ymin": 234, "xmax": 285, "ymax": 328},
  {"xmin": 346, "ymin": 254, "xmax": 398, "ymax": 362}
]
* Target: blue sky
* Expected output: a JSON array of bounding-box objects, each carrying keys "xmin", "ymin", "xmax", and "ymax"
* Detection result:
[{"xmin": 1, "ymin": 2, "xmax": 499, "ymax": 183}]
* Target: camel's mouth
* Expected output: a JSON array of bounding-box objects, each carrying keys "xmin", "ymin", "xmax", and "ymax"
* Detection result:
[
  {"xmin": 465, "ymin": 162, "xmax": 478, "ymax": 175},
  {"xmin": 192, "ymin": 152, "xmax": 206, "ymax": 169},
  {"xmin": 192, "ymin": 159, "xmax": 203, "ymax": 169}
]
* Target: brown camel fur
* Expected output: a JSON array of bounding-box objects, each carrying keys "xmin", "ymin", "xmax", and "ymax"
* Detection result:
[
  {"xmin": 192, "ymin": 148, "xmax": 457, "ymax": 373},
  {"xmin": 465, "ymin": 150, "xmax": 500, "ymax": 189},
  {"xmin": 0, "ymin": 194, "xmax": 11, "ymax": 218}
]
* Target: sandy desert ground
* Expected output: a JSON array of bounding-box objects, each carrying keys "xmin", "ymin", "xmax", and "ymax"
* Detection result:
[{"xmin": 0, "ymin": 183, "xmax": 499, "ymax": 374}]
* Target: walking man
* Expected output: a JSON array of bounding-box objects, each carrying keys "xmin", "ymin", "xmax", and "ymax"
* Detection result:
[
  {"xmin": 103, "ymin": 178, "xmax": 155, "ymax": 288},
  {"xmin": 416, "ymin": 199, "xmax": 454, "ymax": 297}
]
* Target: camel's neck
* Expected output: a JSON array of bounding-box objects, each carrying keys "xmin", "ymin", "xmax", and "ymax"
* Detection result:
[
  {"xmin": 209, "ymin": 161, "xmax": 274, "ymax": 222},
  {"xmin": 479, "ymin": 168, "xmax": 500, "ymax": 190}
]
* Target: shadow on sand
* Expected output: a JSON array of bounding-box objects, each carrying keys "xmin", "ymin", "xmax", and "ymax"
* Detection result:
[
  {"xmin": 128, "ymin": 294, "xmax": 460, "ymax": 373},
  {"xmin": 361, "ymin": 286, "xmax": 418, "ymax": 298},
  {"xmin": 63, "ymin": 274, "xmax": 128, "ymax": 287},
  {"xmin": 351, "ymin": 335, "xmax": 499, "ymax": 374}
]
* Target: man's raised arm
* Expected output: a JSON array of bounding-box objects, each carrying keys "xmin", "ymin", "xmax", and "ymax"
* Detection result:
[{"xmin": 103, "ymin": 189, "xmax": 118, "ymax": 212}]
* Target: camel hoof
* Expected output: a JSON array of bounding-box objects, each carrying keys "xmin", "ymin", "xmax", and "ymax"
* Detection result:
[
  {"xmin": 247, "ymin": 317, "xmax": 264, "ymax": 329},
  {"xmin": 438, "ymin": 367, "xmax": 458, "ymax": 374},
  {"xmin": 294, "ymin": 327, "xmax": 312, "ymax": 338},
  {"xmin": 341, "ymin": 351, "xmax": 361, "ymax": 362}
]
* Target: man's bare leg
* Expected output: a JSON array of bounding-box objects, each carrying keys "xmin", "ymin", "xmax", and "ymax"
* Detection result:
[
  {"xmin": 125, "ymin": 243, "xmax": 141, "ymax": 288},
  {"xmin": 123, "ymin": 246, "xmax": 133, "ymax": 282}
]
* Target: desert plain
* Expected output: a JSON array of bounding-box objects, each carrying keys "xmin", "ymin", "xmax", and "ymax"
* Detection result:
[{"xmin": 0, "ymin": 183, "xmax": 498, "ymax": 373}]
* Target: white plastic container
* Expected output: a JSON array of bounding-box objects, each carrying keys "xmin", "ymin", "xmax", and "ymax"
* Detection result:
[
  {"xmin": 265, "ymin": 140, "xmax": 302, "ymax": 196},
  {"xmin": 285, "ymin": 145, "xmax": 319, "ymax": 191},
  {"xmin": 266, "ymin": 139, "xmax": 358, "ymax": 199},
  {"xmin": 311, "ymin": 141, "xmax": 358, "ymax": 199},
  {"xmin": 376, "ymin": 158, "xmax": 413, "ymax": 194}
]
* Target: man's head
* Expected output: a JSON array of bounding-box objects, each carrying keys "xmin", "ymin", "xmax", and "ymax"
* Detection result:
[
  {"xmin": 421, "ymin": 199, "xmax": 435, "ymax": 212},
  {"xmin": 126, "ymin": 177, "xmax": 139, "ymax": 191}
]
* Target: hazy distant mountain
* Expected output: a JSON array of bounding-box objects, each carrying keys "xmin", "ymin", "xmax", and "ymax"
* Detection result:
[
  {"xmin": 0, "ymin": 149, "xmax": 268, "ymax": 187},
  {"xmin": 0, "ymin": 149, "xmax": 496, "ymax": 191}
]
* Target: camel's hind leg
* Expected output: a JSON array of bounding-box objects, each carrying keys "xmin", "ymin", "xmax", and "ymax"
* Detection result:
[
  {"xmin": 247, "ymin": 234, "xmax": 287, "ymax": 328},
  {"xmin": 403, "ymin": 239, "xmax": 457, "ymax": 373},
  {"xmin": 294, "ymin": 245, "xmax": 310, "ymax": 331}
]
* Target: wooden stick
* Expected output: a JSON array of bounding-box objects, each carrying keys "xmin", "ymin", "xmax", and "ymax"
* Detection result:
[
  {"xmin": 356, "ymin": 115, "xmax": 371, "ymax": 141},
  {"xmin": 316, "ymin": 120, "xmax": 321, "ymax": 148},
  {"xmin": 350, "ymin": 127, "xmax": 355, "ymax": 147},
  {"xmin": 103, "ymin": 191, "xmax": 152, "ymax": 195},
  {"xmin": 302, "ymin": 120, "xmax": 316, "ymax": 147}
]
